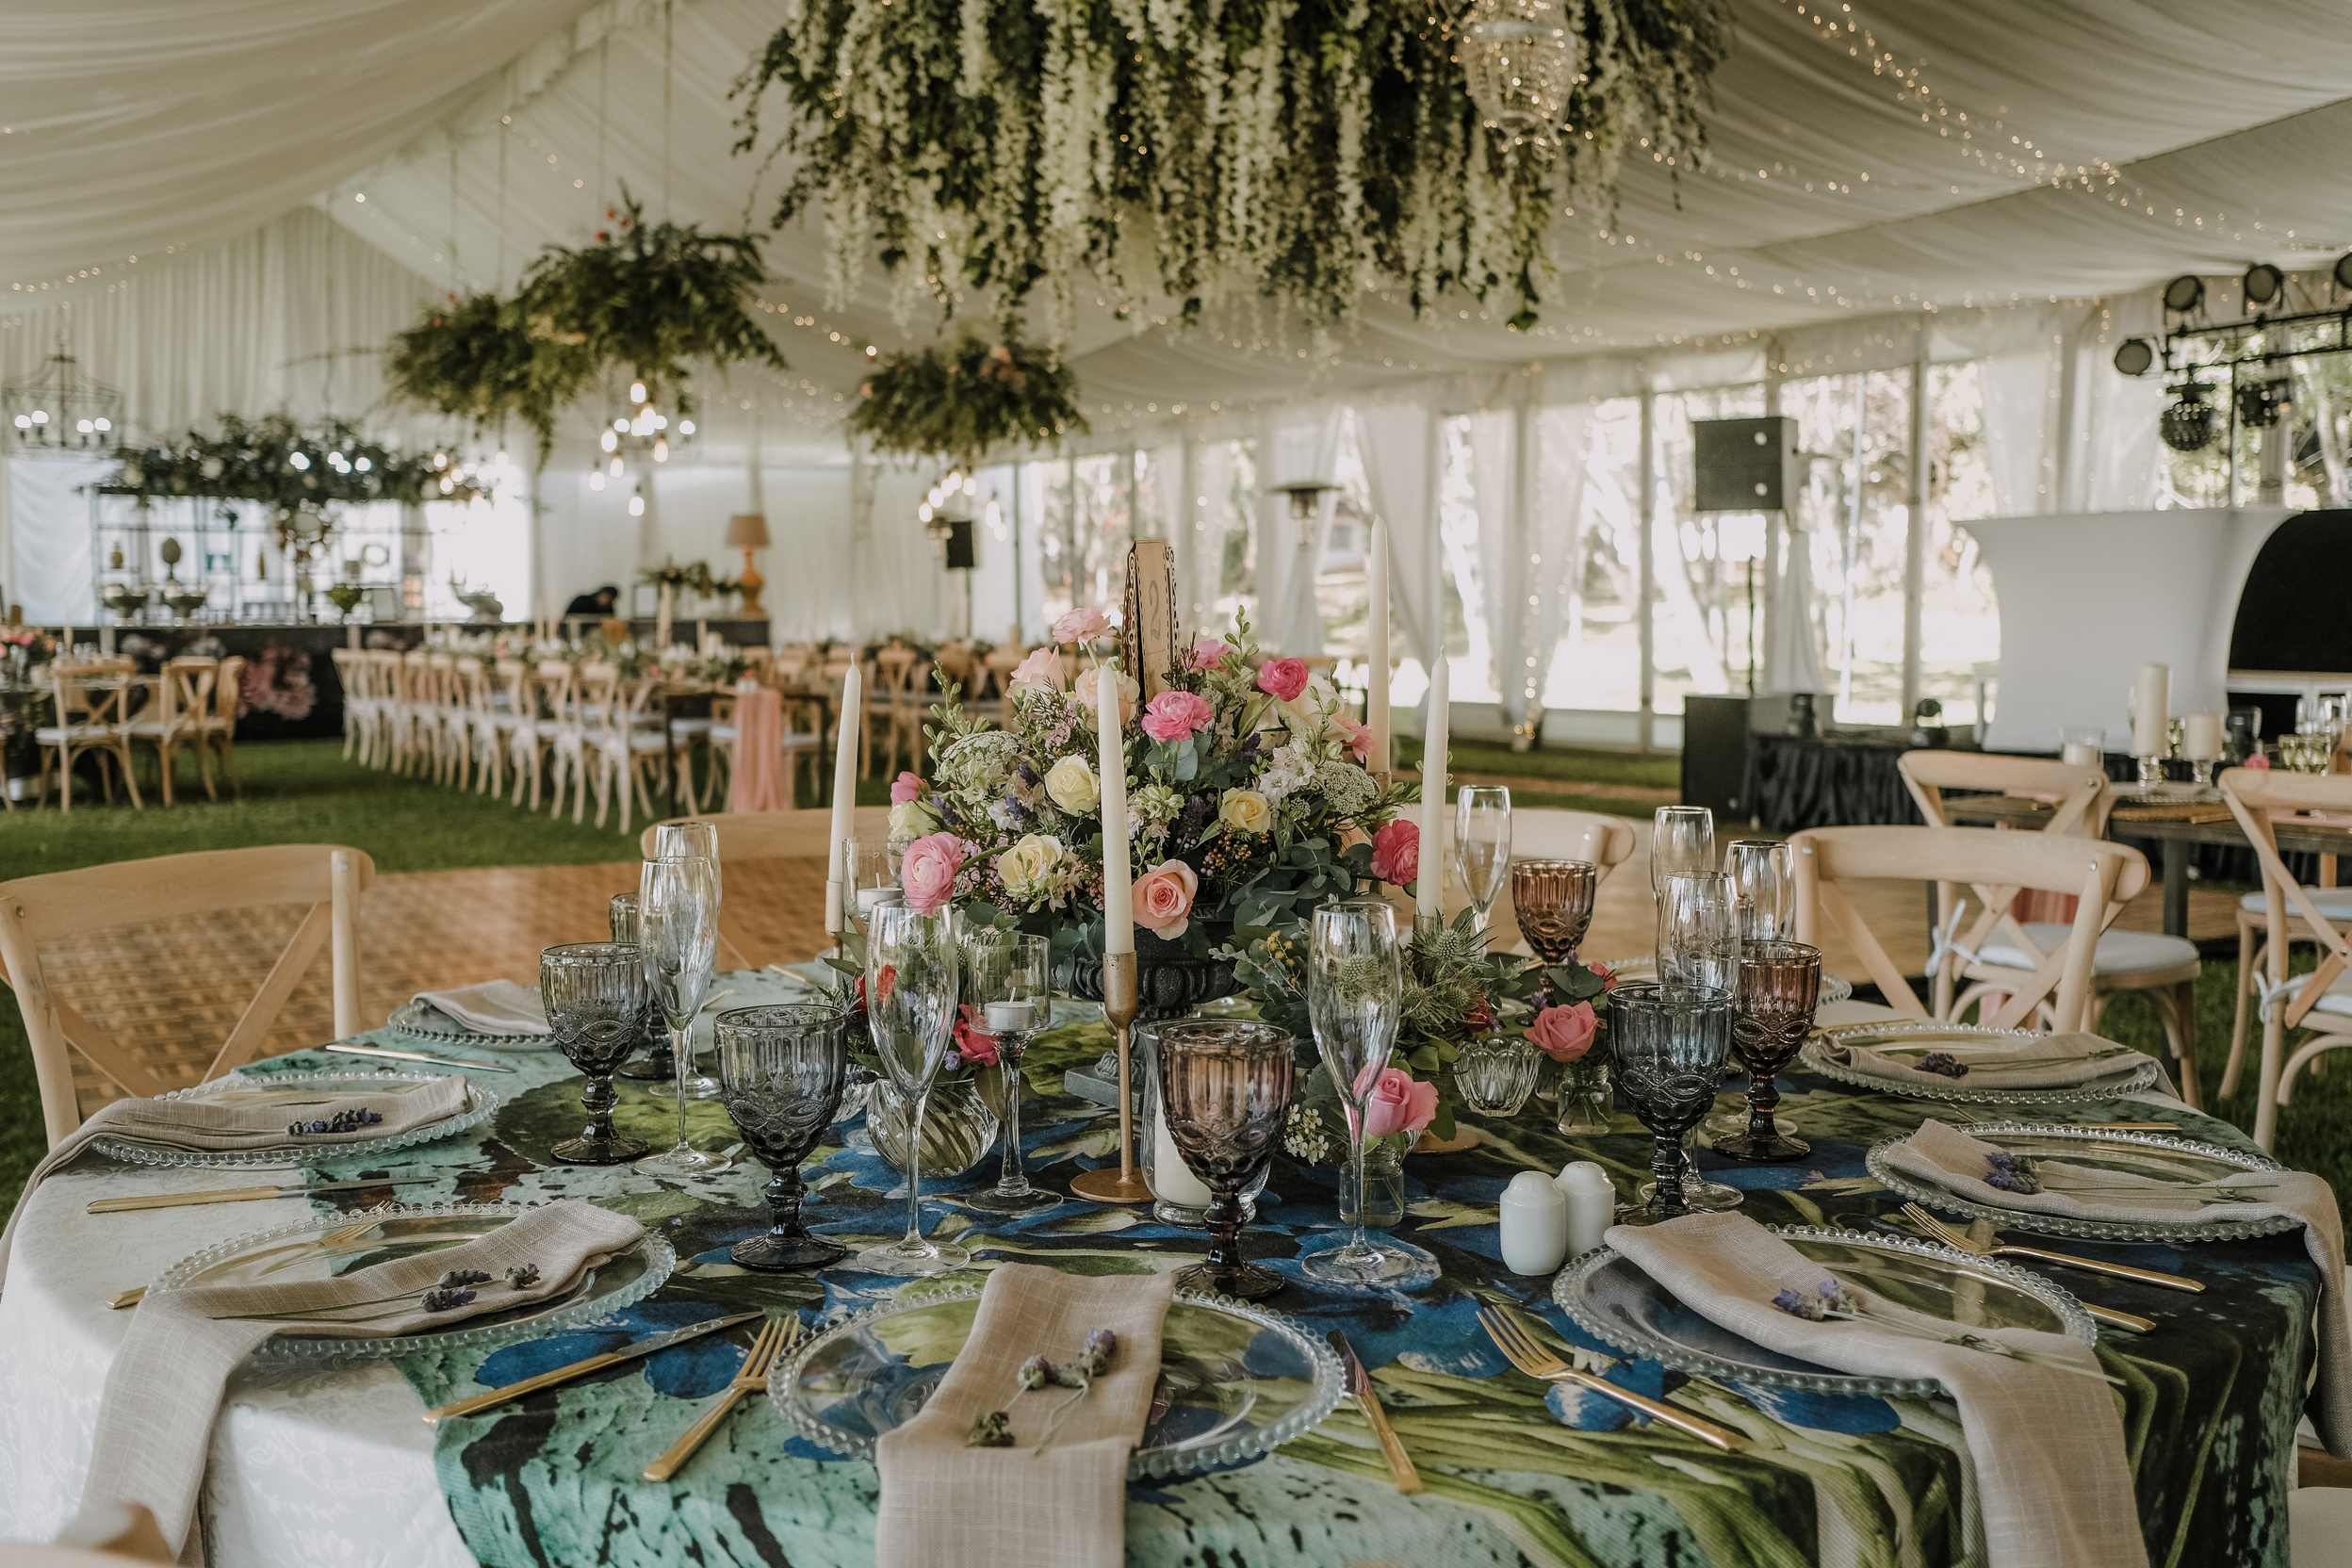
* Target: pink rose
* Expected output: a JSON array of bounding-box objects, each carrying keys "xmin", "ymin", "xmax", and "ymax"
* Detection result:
[
  {"xmin": 1353, "ymin": 1067, "xmax": 1439, "ymax": 1138},
  {"xmin": 2246, "ymin": 752, "xmax": 2272, "ymax": 770},
  {"xmin": 1370, "ymin": 818, "xmax": 1418, "ymax": 886},
  {"xmin": 1052, "ymin": 606, "xmax": 1114, "ymax": 645},
  {"xmin": 1588, "ymin": 962, "xmax": 1618, "ymax": 991},
  {"xmin": 1141, "ymin": 689, "xmax": 1216, "ymax": 743},
  {"xmin": 1256, "ymin": 658, "xmax": 1309, "ymax": 703},
  {"xmin": 1073, "ymin": 665, "xmax": 1138, "ymax": 726},
  {"xmin": 1527, "ymin": 1001, "xmax": 1598, "ymax": 1062},
  {"xmin": 1007, "ymin": 646, "xmax": 1065, "ymax": 692},
  {"xmin": 953, "ymin": 1005, "xmax": 1001, "ymax": 1068},
  {"xmin": 890, "ymin": 771, "xmax": 923, "ymax": 806},
  {"xmin": 899, "ymin": 832, "xmax": 968, "ymax": 916},
  {"xmin": 1186, "ymin": 638, "xmax": 1232, "ymax": 670},
  {"xmin": 1132, "ymin": 859, "xmax": 1199, "ymax": 939},
  {"xmin": 1334, "ymin": 713, "xmax": 1373, "ymax": 761}
]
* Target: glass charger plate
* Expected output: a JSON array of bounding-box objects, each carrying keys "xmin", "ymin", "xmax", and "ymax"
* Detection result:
[
  {"xmin": 1867, "ymin": 1122, "xmax": 2302, "ymax": 1243},
  {"xmin": 1598, "ymin": 956, "xmax": 1854, "ymax": 1006},
  {"xmin": 1553, "ymin": 1225, "xmax": 2098, "ymax": 1398},
  {"xmin": 1798, "ymin": 1021, "xmax": 2159, "ymax": 1105},
  {"xmin": 150, "ymin": 1201, "xmax": 674, "ymax": 1361},
  {"xmin": 771, "ymin": 1283, "xmax": 1346, "ymax": 1478},
  {"xmin": 389, "ymin": 999, "xmax": 548, "ymax": 1050},
  {"xmin": 88, "ymin": 1071, "xmax": 499, "ymax": 1169}
]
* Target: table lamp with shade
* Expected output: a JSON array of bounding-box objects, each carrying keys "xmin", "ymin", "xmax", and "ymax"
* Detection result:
[{"xmin": 726, "ymin": 514, "xmax": 770, "ymax": 616}]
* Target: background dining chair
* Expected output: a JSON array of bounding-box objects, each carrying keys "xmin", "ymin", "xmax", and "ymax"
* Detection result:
[
  {"xmin": 198, "ymin": 654, "xmax": 245, "ymax": 794},
  {"xmin": 122, "ymin": 658, "xmax": 217, "ymax": 805},
  {"xmin": 640, "ymin": 807, "xmax": 892, "ymax": 969},
  {"xmin": 0, "ymin": 845, "xmax": 373, "ymax": 1145},
  {"xmin": 35, "ymin": 660, "xmax": 142, "ymax": 813},
  {"xmin": 1509, "ymin": 808, "xmax": 1640, "ymax": 882}
]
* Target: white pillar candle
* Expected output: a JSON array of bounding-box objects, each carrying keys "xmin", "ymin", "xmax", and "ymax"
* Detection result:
[
  {"xmin": 2183, "ymin": 712, "xmax": 2224, "ymax": 761},
  {"xmin": 2131, "ymin": 662, "xmax": 2170, "ymax": 757},
  {"xmin": 1150, "ymin": 1106, "xmax": 1214, "ymax": 1207},
  {"xmin": 1367, "ymin": 517, "xmax": 1391, "ymax": 774},
  {"xmin": 1099, "ymin": 662, "xmax": 1134, "ymax": 955},
  {"xmin": 1499, "ymin": 1171, "xmax": 1568, "ymax": 1275},
  {"xmin": 1416, "ymin": 653, "xmax": 1449, "ymax": 920},
  {"xmin": 1555, "ymin": 1161, "xmax": 1615, "ymax": 1258},
  {"xmin": 826, "ymin": 661, "xmax": 862, "ymax": 935}
]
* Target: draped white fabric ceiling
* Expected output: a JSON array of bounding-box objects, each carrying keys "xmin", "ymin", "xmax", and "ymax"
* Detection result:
[{"xmin": 5, "ymin": 0, "xmax": 2352, "ymax": 458}]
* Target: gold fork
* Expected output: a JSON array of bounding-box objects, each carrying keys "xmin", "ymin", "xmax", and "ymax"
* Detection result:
[
  {"xmin": 642, "ymin": 1315, "xmax": 800, "ymax": 1482},
  {"xmin": 1899, "ymin": 1203, "xmax": 2203, "ymax": 1294},
  {"xmin": 1477, "ymin": 1306, "xmax": 1747, "ymax": 1453}
]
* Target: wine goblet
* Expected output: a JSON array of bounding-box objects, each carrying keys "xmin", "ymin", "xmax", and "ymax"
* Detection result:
[
  {"xmin": 648, "ymin": 825, "xmax": 724, "ymax": 1102},
  {"xmin": 713, "ymin": 1004, "xmax": 850, "ymax": 1269},
  {"xmin": 1650, "ymin": 870, "xmax": 1742, "ymax": 1208},
  {"xmin": 1454, "ymin": 786, "xmax": 1512, "ymax": 934},
  {"xmin": 1158, "ymin": 1020, "xmax": 1296, "ymax": 1301},
  {"xmin": 540, "ymin": 942, "xmax": 654, "ymax": 1165},
  {"xmin": 1610, "ymin": 982, "xmax": 1735, "ymax": 1225},
  {"xmin": 634, "ymin": 855, "xmax": 732, "ymax": 1175},
  {"xmin": 1511, "ymin": 858, "xmax": 1597, "ymax": 966},
  {"xmin": 610, "ymin": 890, "xmax": 672, "ymax": 1085},
  {"xmin": 853, "ymin": 902, "xmax": 967, "ymax": 1276},
  {"xmin": 958, "ymin": 929, "xmax": 1060, "ymax": 1216},
  {"xmin": 1713, "ymin": 940, "xmax": 1821, "ymax": 1162}
]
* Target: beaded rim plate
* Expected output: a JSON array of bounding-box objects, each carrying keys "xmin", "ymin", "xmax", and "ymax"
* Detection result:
[
  {"xmin": 1866, "ymin": 1122, "xmax": 2302, "ymax": 1243},
  {"xmin": 88, "ymin": 1071, "xmax": 499, "ymax": 1169},
  {"xmin": 1596, "ymin": 956, "xmax": 1854, "ymax": 1007},
  {"xmin": 149, "ymin": 1202, "xmax": 674, "ymax": 1361},
  {"xmin": 1553, "ymin": 1224, "xmax": 2099, "ymax": 1399},
  {"xmin": 1799, "ymin": 1020, "xmax": 2160, "ymax": 1105},
  {"xmin": 388, "ymin": 999, "xmax": 548, "ymax": 1050},
  {"xmin": 769, "ymin": 1282, "xmax": 1347, "ymax": 1478}
]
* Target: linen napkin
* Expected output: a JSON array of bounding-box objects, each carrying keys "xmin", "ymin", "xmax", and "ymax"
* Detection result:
[
  {"xmin": 411, "ymin": 979, "xmax": 551, "ymax": 1037},
  {"xmin": 1883, "ymin": 1119, "xmax": 2352, "ymax": 1454},
  {"xmin": 1609, "ymin": 1211, "xmax": 2146, "ymax": 1568},
  {"xmin": 1818, "ymin": 1028, "xmax": 2168, "ymax": 1094},
  {"xmin": 874, "ymin": 1263, "xmax": 1176, "ymax": 1568},
  {"xmin": 0, "ymin": 1074, "xmax": 475, "ymax": 1286},
  {"xmin": 77, "ymin": 1200, "xmax": 645, "ymax": 1560}
]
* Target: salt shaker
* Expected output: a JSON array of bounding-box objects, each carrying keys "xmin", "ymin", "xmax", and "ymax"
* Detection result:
[
  {"xmin": 1555, "ymin": 1161, "xmax": 1615, "ymax": 1259},
  {"xmin": 1499, "ymin": 1171, "xmax": 1569, "ymax": 1275}
]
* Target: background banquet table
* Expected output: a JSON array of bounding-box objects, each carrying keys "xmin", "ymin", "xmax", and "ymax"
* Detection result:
[{"xmin": 0, "ymin": 978, "xmax": 2318, "ymax": 1567}]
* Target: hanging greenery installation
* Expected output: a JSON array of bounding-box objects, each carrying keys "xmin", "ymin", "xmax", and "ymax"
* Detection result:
[
  {"xmin": 385, "ymin": 292, "xmax": 595, "ymax": 451},
  {"xmin": 106, "ymin": 415, "xmax": 492, "ymax": 515},
  {"xmin": 847, "ymin": 334, "xmax": 1088, "ymax": 465}
]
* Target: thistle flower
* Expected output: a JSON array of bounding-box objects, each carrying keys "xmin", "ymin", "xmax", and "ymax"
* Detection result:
[{"xmin": 1916, "ymin": 1053, "xmax": 1969, "ymax": 1078}]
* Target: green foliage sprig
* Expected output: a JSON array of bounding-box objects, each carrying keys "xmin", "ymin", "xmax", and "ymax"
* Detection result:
[
  {"xmin": 847, "ymin": 334, "xmax": 1087, "ymax": 465},
  {"xmin": 385, "ymin": 293, "xmax": 595, "ymax": 451},
  {"xmin": 105, "ymin": 415, "xmax": 490, "ymax": 517}
]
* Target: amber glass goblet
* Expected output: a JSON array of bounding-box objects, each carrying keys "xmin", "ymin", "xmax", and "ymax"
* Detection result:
[
  {"xmin": 1511, "ymin": 858, "xmax": 1597, "ymax": 966},
  {"xmin": 1157, "ymin": 1021, "xmax": 1297, "ymax": 1301},
  {"xmin": 1713, "ymin": 940, "xmax": 1821, "ymax": 1162}
]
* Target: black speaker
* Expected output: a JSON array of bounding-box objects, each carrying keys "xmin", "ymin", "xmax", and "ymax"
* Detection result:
[
  {"xmin": 944, "ymin": 518, "xmax": 976, "ymax": 570},
  {"xmin": 1679, "ymin": 695, "xmax": 1751, "ymax": 820},
  {"xmin": 1693, "ymin": 416, "xmax": 1801, "ymax": 513}
]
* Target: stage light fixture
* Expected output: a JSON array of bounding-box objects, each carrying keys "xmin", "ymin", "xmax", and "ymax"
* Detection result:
[
  {"xmin": 2113, "ymin": 338, "xmax": 2155, "ymax": 376},
  {"xmin": 2236, "ymin": 376, "xmax": 2292, "ymax": 430},
  {"xmin": 2336, "ymin": 253, "xmax": 2352, "ymax": 292},
  {"xmin": 2244, "ymin": 263, "xmax": 2285, "ymax": 307},
  {"xmin": 2163, "ymin": 274, "xmax": 2205, "ymax": 314},
  {"xmin": 2160, "ymin": 382, "xmax": 2219, "ymax": 452}
]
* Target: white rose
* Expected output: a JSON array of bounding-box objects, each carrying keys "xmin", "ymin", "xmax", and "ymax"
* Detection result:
[
  {"xmin": 994, "ymin": 834, "xmax": 1068, "ymax": 902},
  {"xmin": 1044, "ymin": 754, "xmax": 1101, "ymax": 815},
  {"xmin": 888, "ymin": 798, "xmax": 941, "ymax": 849}
]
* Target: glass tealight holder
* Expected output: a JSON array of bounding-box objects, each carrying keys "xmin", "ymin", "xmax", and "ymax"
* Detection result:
[{"xmin": 1453, "ymin": 1035, "xmax": 1543, "ymax": 1117}]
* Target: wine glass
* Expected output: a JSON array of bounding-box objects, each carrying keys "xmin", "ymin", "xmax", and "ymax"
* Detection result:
[
  {"xmin": 610, "ymin": 891, "xmax": 671, "ymax": 1085},
  {"xmin": 1610, "ymin": 982, "xmax": 1735, "ymax": 1225},
  {"xmin": 648, "ymin": 829, "xmax": 724, "ymax": 1102},
  {"xmin": 633, "ymin": 856, "xmax": 732, "ymax": 1175},
  {"xmin": 540, "ymin": 942, "xmax": 653, "ymax": 1165},
  {"xmin": 1453, "ymin": 786, "xmax": 1511, "ymax": 933},
  {"xmin": 713, "ymin": 1003, "xmax": 850, "ymax": 1269},
  {"xmin": 1650, "ymin": 806, "xmax": 1715, "ymax": 898},
  {"xmin": 1724, "ymin": 840, "xmax": 1794, "ymax": 942},
  {"xmin": 1511, "ymin": 858, "xmax": 1597, "ymax": 966},
  {"xmin": 1158, "ymin": 1020, "xmax": 1296, "ymax": 1301},
  {"xmin": 1651, "ymin": 870, "xmax": 1742, "ymax": 1209},
  {"xmin": 1713, "ymin": 940, "xmax": 1821, "ymax": 1162},
  {"xmin": 854, "ymin": 902, "xmax": 967, "ymax": 1276},
  {"xmin": 958, "ymin": 929, "xmax": 1060, "ymax": 1216}
]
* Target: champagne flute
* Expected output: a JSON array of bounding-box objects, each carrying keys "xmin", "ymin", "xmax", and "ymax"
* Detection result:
[
  {"xmin": 853, "ymin": 902, "xmax": 967, "ymax": 1276},
  {"xmin": 648, "ymin": 826, "xmax": 724, "ymax": 1102},
  {"xmin": 633, "ymin": 856, "xmax": 732, "ymax": 1175},
  {"xmin": 958, "ymin": 929, "xmax": 1060, "ymax": 1216},
  {"xmin": 1453, "ymin": 786, "xmax": 1511, "ymax": 933},
  {"xmin": 1650, "ymin": 805, "xmax": 1715, "ymax": 898},
  {"xmin": 1724, "ymin": 840, "xmax": 1794, "ymax": 942},
  {"xmin": 610, "ymin": 890, "xmax": 670, "ymax": 1084},
  {"xmin": 540, "ymin": 942, "xmax": 653, "ymax": 1164}
]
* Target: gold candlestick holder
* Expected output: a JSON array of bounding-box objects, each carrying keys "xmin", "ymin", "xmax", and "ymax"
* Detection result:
[{"xmin": 1070, "ymin": 951, "xmax": 1153, "ymax": 1203}]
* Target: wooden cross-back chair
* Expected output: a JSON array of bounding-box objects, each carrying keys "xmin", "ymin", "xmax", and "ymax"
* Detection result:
[
  {"xmin": 122, "ymin": 658, "xmax": 218, "ymax": 806},
  {"xmin": 36, "ymin": 661, "xmax": 142, "ymax": 812},
  {"xmin": 639, "ymin": 808, "xmax": 892, "ymax": 970},
  {"xmin": 1511, "ymin": 808, "xmax": 1640, "ymax": 883},
  {"xmin": 0, "ymin": 845, "xmax": 373, "ymax": 1146},
  {"xmin": 2218, "ymin": 767, "xmax": 2352, "ymax": 1149},
  {"xmin": 1790, "ymin": 825, "xmax": 2148, "ymax": 1042}
]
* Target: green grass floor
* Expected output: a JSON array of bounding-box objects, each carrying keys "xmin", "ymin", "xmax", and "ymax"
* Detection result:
[{"xmin": 1395, "ymin": 736, "xmax": 1679, "ymax": 819}]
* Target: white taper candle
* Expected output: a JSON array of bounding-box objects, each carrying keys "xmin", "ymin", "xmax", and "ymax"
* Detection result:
[
  {"xmin": 826, "ymin": 660, "xmax": 862, "ymax": 934},
  {"xmin": 1367, "ymin": 517, "xmax": 1391, "ymax": 774},
  {"xmin": 1417, "ymin": 653, "xmax": 1448, "ymax": 920},
  {"xmin": 2131, "ymin": 662, "xmax": 2169, "ymax": 757},
  {"xmin": 1099, "ymin": 662, "xmax": 1134, "ymax": 955}
]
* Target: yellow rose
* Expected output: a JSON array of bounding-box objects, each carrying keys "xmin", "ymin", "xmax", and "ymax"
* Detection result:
[
  {"xmin": 1044, "ymin": 754, "xmax": 1101, "ymax": 815},
  {"xmin": 994, "ymin": 834, "xmax": 1067, "ymax": 901},
  {"xmin": 1219, "ymin": 787, "xmax": 1273, "ymax": 836}
]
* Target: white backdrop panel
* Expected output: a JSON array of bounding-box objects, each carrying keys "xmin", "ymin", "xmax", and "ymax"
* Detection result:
[{"xmin": 7, "ymin": 459, "xmax": 104, "ymax": 625}]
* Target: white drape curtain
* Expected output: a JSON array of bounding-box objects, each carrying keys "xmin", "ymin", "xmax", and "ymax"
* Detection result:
[
  {"xmin": 1252, "ymin": 404, "xmax": 1344, "ymax": 656},
  {"xmin": 6, "ymin": 459, "xmax": 105, "ymax": 625},
  {"xmin": 1178, "ymin": 439, "xmax": 1236, "ymax": 638},
  {"xmin": 1353, "ymin": 403, "xmax": 1441, "ymax": 669},
  {"xmin": 1527, "ymin": 402, "xmax": 1594, "ymax": 717},
  {"xmin": 1964, "ymin": 299, "xmax": 2165, "ymax": 516},
  {"xmin": 1762, "ymin": 524, "xmax": 1829, "ymax": 694},
  {"xmin": 1463, "ymin": 392, "xmax": 1594, "ymax": 727}
]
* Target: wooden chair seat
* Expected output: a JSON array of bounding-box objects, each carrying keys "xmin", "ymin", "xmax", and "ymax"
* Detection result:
[{"xmin": 2218, "ymin": 767, "xmax": 2352, "ymax": 1148}]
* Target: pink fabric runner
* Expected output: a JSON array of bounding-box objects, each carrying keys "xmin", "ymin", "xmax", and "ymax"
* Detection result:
[{"xmin": 728, "ymin": 685, "xmax": 786, "ymax": 812}]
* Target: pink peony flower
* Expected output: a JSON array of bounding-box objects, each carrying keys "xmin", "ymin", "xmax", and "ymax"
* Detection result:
[
  {"xmin": 1186, "ymin": 638, "xmax": 1232, "ymax": 670},
  {"xmin": 1052, "ymin": 606, "xmax": 1114, "ymax": 645},
  {"xmin": 1370, "ymin": 818, "xmax": 1418, "ymax": 886},
  {"xmin": 1527, "ymin": 1001, "xmax": 1599, "ymax": 1062},
  {"xmin": 952, "ymin": 1005, "xmax": 1001, "ymax": 1068},
  {"xmin": 899, "ymin": 832, "xmax": 968, "ymax": 916},
  {"xmin": 1256, "ymin": 658, "xmax": 1309, "ymax": 703},
  {"xmin": 1334, "ymin": 713, "xmax": 1374, "ymax": 762},
  {"xmin": 1073, "ymin": 665, "xmax": 1138, "ymax": 726},
  {"xmin": 890, "ymin": 771, "xmax": 923, "ymax": 806},
  {"xmin": 1132, "ymin": 860, "xmax": 1199, "ymax": 939},
  {"xmin": 1353, "ymin": 1068, "xmax": 1440, "ymax": 1138},
  {"xmin": 1140, "ymin": 689, "xmax": 1216, "ymax": 743},
  {"xmin": 1007, "ymin": 646, "xmax": 1066, "ymax": 692}
]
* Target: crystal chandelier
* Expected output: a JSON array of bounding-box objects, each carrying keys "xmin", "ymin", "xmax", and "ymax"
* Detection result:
[
  {"xmin": 590, "ymin": 379, "xmax": 696, "ymax": 492},
  {"xmin": 1460, "ymin": 0, "xmax": 1576, "ymax": 140},
  {"xmin": 5, "ymin": 349, "xmax": 122, "ymax": 451}
]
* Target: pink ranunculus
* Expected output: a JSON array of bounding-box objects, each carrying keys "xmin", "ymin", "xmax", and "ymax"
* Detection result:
[
  {"xmin": 890, "ymin": 771, "xmax": 924, "ymax": 806},
  {"xmin": 1370, "ymin": 818, "xmax": 1418, "ymax": 886},
  {"xmin": 1140, "ymin": 689, "xmax": 1217, "ymax": 743},
  {"xmin": 1527, "ymin": 1001, "xmax": 1599, "ymax": 1062},
  {"xmin": 1073, "ymin": 665, "xmax": 1138, "ymax": 726},
  {"xmin": 899, "ymin": 832, "xmax": 968, "ymax": 916},
  {"xmin": 1007, "ymin": 646, "xmax": 1065, "ymax": 693},
  {"xmin": 1186, "ymin": 638, "xmax": 1232, "ymax": 670},
  {"xmin": 1354, "ymin": 1068, "xmax": 1439, "ymax": 1138},
  {"xmin": 1334, "ymin": 713, "xmax": 1374, "ymax": 761},
  {"xmin": 1052, "ymin": 606, "xmax": 1114, "ymax": 645},
  {"xmin": 1256, "ymin": 658, "xmax": 1310, "ymax": 703},
  {"xmin": 1131, "ymin": 859, "xmax": 1199, "ymax": 939},
  {"xmin": 2246, "ymin": 752, "xmax": 2273, "ymax": 770}
]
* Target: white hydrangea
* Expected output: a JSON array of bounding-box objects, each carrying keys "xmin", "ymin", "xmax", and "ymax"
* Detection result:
[{"xmin": 1257, "ymin": 740, "xmax": 1315, "ymax": 805}]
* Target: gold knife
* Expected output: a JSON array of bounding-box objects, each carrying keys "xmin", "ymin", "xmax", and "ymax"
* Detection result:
[
  {"xmin": 422, "ymin": 1312, "xmax": 763, "ymax": 1424},
  {"xmin": 1331, "ymin": 1331, "xmax": 1421, "ymax": 1494},
  {"xmin": 90, "ymin": 1178, "xmax": 444, "ymax": 1214},
  {"xmin": 324, "ymin": 1041, "xmax": 515, "ymax": 1072}
]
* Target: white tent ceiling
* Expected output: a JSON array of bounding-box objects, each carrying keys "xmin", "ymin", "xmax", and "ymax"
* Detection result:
[{"xmin": 7, "ymin": 0, "xmax": 2352, "ymax": 459}]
